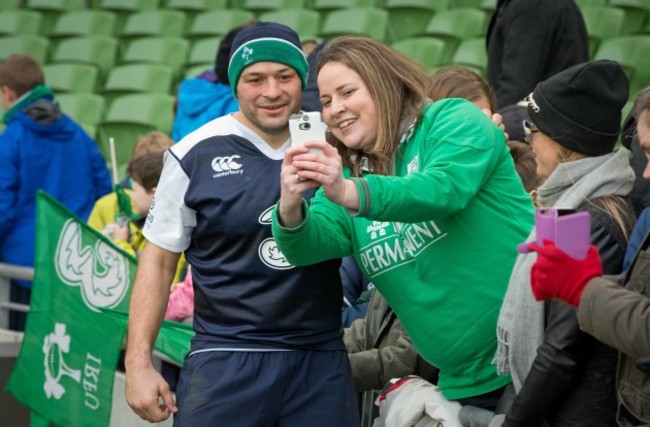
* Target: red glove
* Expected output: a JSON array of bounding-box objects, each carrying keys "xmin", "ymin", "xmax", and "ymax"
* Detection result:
[{"xmin": 527, "ymin": 239, "xmax": 603, "ymax": 307}]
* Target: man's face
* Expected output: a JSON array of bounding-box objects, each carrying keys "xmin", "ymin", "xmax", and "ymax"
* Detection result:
[{"xmin": 235, "ymin": 62, "xmax": 302, "ymax": 141}]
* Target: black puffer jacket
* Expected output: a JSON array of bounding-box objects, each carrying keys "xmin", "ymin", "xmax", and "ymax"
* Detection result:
[
  {"xmin": 503, "ymin": 197, "xmax": 635, "ymax": 427},
  {"xmin": 486, "ymin": 0, "xmax": 589, "ymax": 109}
]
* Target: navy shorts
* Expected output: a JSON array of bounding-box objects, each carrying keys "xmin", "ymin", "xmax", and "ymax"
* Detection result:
[{"xmin": 173, "ymin": 349, "xmax": 360, "ymax": 427}]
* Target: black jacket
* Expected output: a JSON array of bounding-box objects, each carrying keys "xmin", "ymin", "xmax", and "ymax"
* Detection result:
[
  {"xmin": 503, "ymin": 198, "xmax": 635, "ymax": 427},
  {"xmin": 486, "ymin": 0, "xmax": 589, "ymax": 109}
]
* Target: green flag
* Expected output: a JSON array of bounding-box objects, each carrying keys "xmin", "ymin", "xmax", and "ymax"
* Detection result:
[
  {"xmin": 100, "ymin": 310, "xmax": 194, "ymax": 367},
  {"xmin": 6, "ymin": 192, "xmax": 136, "ymax": 427}
]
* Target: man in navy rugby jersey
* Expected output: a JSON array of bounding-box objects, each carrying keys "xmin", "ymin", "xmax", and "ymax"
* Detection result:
[{"xmin": 124, "ymin": 22, "xmax": 359, "ymax": 427}]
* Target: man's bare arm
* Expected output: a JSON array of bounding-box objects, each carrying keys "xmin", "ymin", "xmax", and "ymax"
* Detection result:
[{"xmin": 125, "ymin": 242, "xmax": 181, "ymax": 422}]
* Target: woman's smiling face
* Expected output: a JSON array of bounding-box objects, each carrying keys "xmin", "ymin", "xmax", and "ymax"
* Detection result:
[{"xmin": 318, "ymin": 61, "xmax": 378, "ymax": 151}]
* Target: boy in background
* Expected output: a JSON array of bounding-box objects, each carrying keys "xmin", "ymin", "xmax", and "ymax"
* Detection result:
[{"xmin": 0, "ymin": 54, "xmax": 112, "ymax": 330}]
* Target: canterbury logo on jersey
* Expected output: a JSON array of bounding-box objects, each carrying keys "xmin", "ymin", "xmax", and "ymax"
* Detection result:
[{"xmin": 211, "ymin": 155, "xmax": 244, "ymax": 178}]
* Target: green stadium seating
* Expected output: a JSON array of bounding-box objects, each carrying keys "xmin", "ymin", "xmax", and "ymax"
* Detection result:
[
  {"xmin": 594, "ymin": 35, "xmax": 650, "ymax": 96},
  {"xmin": 422, "ymin": 7, "xmax": 488, "ymax": 64},
  {"xmin": 120, "ymin": 36, "xmax": 189, "ymax": 75},
  {"xmin": 392, "ymin": 37, "xmax": 446, "ymax": 72},
  {"xmin": 451, "ymin": 0, "xmax": 489, "ymax": 8},
  {"xmin": 187, "ymin": 9, "xmax": 255, "ymax": 42},
  {"xmin": 0, "ymin": 10, "xmax": 42, "ymax": 36},
  {"xmin": 0, "ymin": 35, "xmax": 49, "ymax": 63},
  {"xmin": 25, "ymin": 0, "xmax": 85, "ymax": 36},
  {"xmin": 319, "ymin": 7, "xmax": 389, "ymax": 41},
  {"xmin": 120, "ymin": 9, "xmax": 186, "ymax": 41},
  {"xmin": 478, "ymin": 0, "xmax": 496, "ymax": 12},
  {"xmin": 384, "ymin": 0, "xmax": 449, "ymax": 43},
  {"xmin": 187, "ymin": 37, "xmax": 221, "ymax": 68},
  {"xmin": 575, "ymin": 0, "xmax": 607, "ymax": 8},
  {"xmin": 167, "ymin": 0, "xmax": 227, "ymax": 11},
  {"xmin": 0, "ymin": 0, "xmax": 19, "ymax": 10},
  {"xmin": 242, "ymin": 0, "xmax": 304, "ymax": 15},
  {"xmin": 51, "ymin": 10, "xmax": 117, "ymax": 39},
  {"xmin": 166, "ymin": 0, "xmax": 228, "ymax": 28},
  {"xmin": 44, "ymin": 63, "xmax": 99, "ymax": 93},
  {"xmin": 258, "ymin": 9, "xmax": 320, "ymax": 40},
  {"xmin": 581, "ymin": 6, "xmax": 626, "ymax": 57},
  {"xmin": 185, "ymin": 63, "xmax": 212, "ymax": 78},
  {"xmin": 97, "ymin": 93, "xmax": 175, "ymax": 170},
  {"xmin": 96, "ymin": 0, "xmax": 161, "ymax": 33},
  {"xmin": 311, "ymin": 0, "xmax": 376, "ymax": 11},
  {"xmin": 50, "ymin": 35, "xmax": 119, "ymax": 80},
  {"xmin": 57, "ymin": 92, "xmax": 106, "ymax": 129},
  {"xmin": 608, "ymin": 0, "xmax": 650, "ymax": 34},
  {"xmin": 451, "ymin": 37, "xmax": 487, "ymax": 75},
  {"xmin": 102, "ymin": 63, "xmax": 175, "ymax": 105}
]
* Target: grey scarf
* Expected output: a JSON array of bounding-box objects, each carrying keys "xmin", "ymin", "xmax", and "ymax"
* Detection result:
[{"xmin": 494, "ymin": 149, "xmax": 634, "ymax": 391}]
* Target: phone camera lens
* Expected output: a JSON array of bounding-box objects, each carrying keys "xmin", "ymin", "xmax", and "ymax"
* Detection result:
[
  {"xmin": 299, "ymin": 123, "xmax": 311, "ymax": 130},
  {"xmin": 303, "ymin": 114, "xmax": 310, "ymax": 121}
]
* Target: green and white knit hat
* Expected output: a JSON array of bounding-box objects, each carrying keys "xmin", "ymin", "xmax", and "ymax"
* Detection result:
[{"xmin": 227, "ymin": 21, "xmax": 309, "ymax": 96}]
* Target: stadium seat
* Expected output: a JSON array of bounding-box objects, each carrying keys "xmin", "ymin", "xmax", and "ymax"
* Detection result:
[
  {"xmin": 51, "ymin": 10, "xmax": 117, "ymax": 40},
  {"xmin": 187, "ymin": 9, "xmax": 255, "ymax": 42},
  {"xmin": 102, "ymin": 63, "xmax": 175, "ymax": 105},
  {"xmin": 187, "ymin": 37, "xmax": 221, "ymax": 68},
  {"xmin": 392, "ymin": 37, "xmax": 446, "ymax": 72},
  {"xmin": 119, "ymin": 36, "xmax": 189, "ymax": 76},
  {"xmin": 57, "ymin": 92, "xmax": 105, "ymax": 129},
  {"xmin": 384, "ymin": 0, "xmax": 449, "ymax": 43},
  {"xmin": 0, "ymin": 0, "xmax": 19, "ymax": 10},
  {"xmin": 96, "ymin": 0, "xmax": 161, "ymax": 33},
  {"xmin": 25, "ymin": 0, "xmax": 85, "ymax": 36},
  {"xmin": 166, "ymin": 0, "xmax": 227, "ymax": 28},
  {"xmin": 451, "ymin": 37, "xmax": 487, "ymax": 75},
  {"xmin": 581, "ymin": 6, "xmax": 626, "ymax": 57},
  {"xmin": 44, "ymin": 63, "xmax": 99, "ymax": 93},
  {"xmin": 258, "ymin": 9, "xmax": 320, "ymax": 40},
  {"xmin": 0, "ymin": 35, "xmax": 49, "ymax": 63},
  {"xmin": 120, "ymin": 9, "xmax": 186, "ymax": 41},
  {"xmin": 575, "ymin": 0, "xmax": 607, "ymax": 7},
  {"xmin": 311, "ymin": 0, "xmax": 377, "ymax": 12},
  {"xmin": 422, "ymin": 8, "xmax": 488, "ymax": 64},
  {"xmin": 185, "ymin": 63, "xmax": 213, "ymax": 78},
  {"xmin": 50, "ymin": 35, "xmax": 119, "ymax": 80},
  {"xmin": 97, "ymin": 93, "xmax": 175, "ymax": 170},
  {"xmin": 242, "ymin": 0, "xmax": 305, "ymax": 15},
  {"xmin": 608, "ymin": 0, "xmax": 650, "ymax": 34},
  {"xmin": 594, "ymin": 35, "xmax": 650, "ymax": 96},
  {"xmin": 478, "ymin": 0, "xmax": 496, "ymax": 12},
  {"xmin": 319, "ymin": 8, "xmax": 389, "ymax": 41},
  {"xmin": 0, "ymin": 10, "xmax": 42, "ymax": 36}
]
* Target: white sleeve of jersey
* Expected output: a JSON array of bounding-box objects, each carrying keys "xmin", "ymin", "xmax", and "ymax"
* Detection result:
[{"xmin": 143, "ymin": 151, "xmax": 196, "ymax": 253}]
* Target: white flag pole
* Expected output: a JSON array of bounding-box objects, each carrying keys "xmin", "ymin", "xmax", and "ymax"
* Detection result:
[{"xmin": 108, "ymin": 137, "xmax": 119, "ymax": 185}]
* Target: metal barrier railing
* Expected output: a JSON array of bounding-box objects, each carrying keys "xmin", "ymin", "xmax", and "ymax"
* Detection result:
[{"xmin": 0, "ymin": 263, "xmax": 33, "ymax": 330}]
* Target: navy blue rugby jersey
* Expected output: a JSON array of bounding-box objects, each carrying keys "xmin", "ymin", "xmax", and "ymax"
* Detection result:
[{"xmin": 144, "ymin": 115, "xmax": 344, "ymax": 351}]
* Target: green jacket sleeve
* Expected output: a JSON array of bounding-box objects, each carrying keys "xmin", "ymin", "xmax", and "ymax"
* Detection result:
[{"xmin": 272, "ymin": 191, "xmax": 354, "ymax": 266}]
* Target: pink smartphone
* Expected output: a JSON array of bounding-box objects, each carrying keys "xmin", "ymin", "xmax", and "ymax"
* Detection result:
[{"xmin": 518, "ymin": 208, "xmax": 591, "ymax": 260}]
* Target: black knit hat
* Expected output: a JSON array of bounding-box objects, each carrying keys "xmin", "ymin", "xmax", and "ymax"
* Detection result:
[
  {"xmin": 525, "ymin": 60, "xmax": 629, "ymax": 156},
  {"xmin": 227, "ymin": 21, "xmax": 308, "ymax": 95}
]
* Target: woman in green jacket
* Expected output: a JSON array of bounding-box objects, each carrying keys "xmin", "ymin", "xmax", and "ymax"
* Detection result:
[{"xmin": 272, "ymin": 36, "xmax": 534, "ymax": 409}]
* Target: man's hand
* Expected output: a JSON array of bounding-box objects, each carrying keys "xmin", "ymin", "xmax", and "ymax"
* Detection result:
[
  {"xmin": 125, "ymin": 362, "xmax": 177, "ymax": 422},
  {"xmin": 528, "ymin": 240, "xmax": 603, "ymax": 307}
]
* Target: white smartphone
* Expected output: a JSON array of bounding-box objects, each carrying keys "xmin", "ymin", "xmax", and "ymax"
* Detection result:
[{"xmin": 289, "ymin": 111, "xmax": 328, "ymax": 154}]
